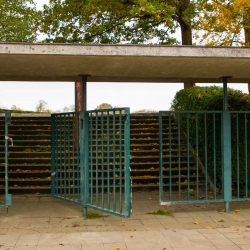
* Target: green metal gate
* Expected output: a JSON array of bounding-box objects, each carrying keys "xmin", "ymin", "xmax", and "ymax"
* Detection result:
[
  {"xmin": 51, "ymin": 108, "xmax": 131, "ymax": 218},
  {"xmin": 0, "ymin": 111, "xmax": 12, "ymax": 216},
  {"xmin": 159, "ymin": 110, "xmax": 250, "ymax": 211}
]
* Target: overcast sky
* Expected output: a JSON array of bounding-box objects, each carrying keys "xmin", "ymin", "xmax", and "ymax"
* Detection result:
[{"xmin": 0, "ymin": 1, "xmax": 248, "ymax": 113}]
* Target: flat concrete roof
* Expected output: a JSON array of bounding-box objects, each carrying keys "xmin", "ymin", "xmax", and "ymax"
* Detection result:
[{"xmin": 0, "ymin": 43, "xmax": 249, "ymax": 83}]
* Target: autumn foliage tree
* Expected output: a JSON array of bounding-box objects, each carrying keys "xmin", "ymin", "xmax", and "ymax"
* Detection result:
[{"xmin": 193, "ymin": 0, "xmax": 250, "ymax": 46}]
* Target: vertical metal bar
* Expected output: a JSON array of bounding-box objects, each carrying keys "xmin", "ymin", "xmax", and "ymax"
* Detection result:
[
  {"xmin": 236, "ymin": 113, "xmax": 239, "ymax": 199},
  {"xmin": 90, "ymin": 113, "xmax": 93, "ymax": 205},
  {"xmin": 113, "ymin": 111, "xmax": 116, "ymax": 211},
  {"xmin": 178, "ymin": 113, "xmax": 181, "ymax": 201},
  {"xmin": 159, "ymin": 112, "xmax": 163, "ymax": 203},
  {"xmin": 245, "ymin": 113, "xmax": 248, "ymax": 198},
  {"xmin": 169, "ymin": 113, "xmax": 172, "ymax": 201},
  {"xmin": 187, "ymin": 113, "xmax": 190, "ymax": 201},
  {"xmin": 60, "ymin": 115, "xmax": 62, "ymax": 197},
  {"xmin": 55, "ymin": 116, "xmax": 58, "ymax": 196},
  {"xmin": 213, "ymin": 113, "xmax": 216, "ymax": 200},
  {"xmin": 64, "ymin": 115, "xmax": 66, "ymax": 198},
  {"xmin": 205, "ymin": 113, "xmax": 207, "ymax": 200},
  {"xmin": 119, "ymin": 111, "xmax": 122, "ymax": 213},
  {"xmin": 5, "ymin": 112, "xmax": 12, "ymax": 215},
  {"xmin": 96, "ymin": 113, "xmax": 99, "ymax": 207},
  {"xmin": 80, "ymin": 112, "xmax": 85, "ymax": 214},
  {"xmin": 124, "ymin": 108, "xmax": 131, "ymax": 218},
  {"xmin": 68, "ymin": 114, "xmax": 71, "ymax": 199},
  {"xmin": 222, "ymin": 111, "xmax": 232, "ymax": 212},
  {"xmin": 82, "ymin": 112, "xmax": 90, "ymax": 215},
  {"xmin": 72, "ymin": 114, "xmax": 75, "ymax": 201},
  {"xmin": 101, "ymin": 112, "xmax": 104, "ymax": 208},
  {"xmin": 196, "ymin": 113, "xmax": 199, "ymax": 199},
  {"xmin": 51, "ymin": 115, "xmax": 55, "ymax": 196},
  {"xmin": 77, "ymin": 115, "xmax": 80, "ymax": 201},
  {"xmin": 107, "ymin": 112, "xmax": 110, "ymax": 210}
]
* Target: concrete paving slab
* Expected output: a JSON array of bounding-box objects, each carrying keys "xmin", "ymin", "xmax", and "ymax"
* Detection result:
[{"xmin": 2, "ymin": 194, "xmax": 250, "ymax": 249}]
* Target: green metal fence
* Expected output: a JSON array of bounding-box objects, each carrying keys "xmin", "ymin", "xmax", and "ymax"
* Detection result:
[
  {"xmin": 51, "ymin": 112, "xmax": 82, "ymax": 205},
  {"xmin": 84, "ymin": 108, "xmax": 131, "ymax": 218},
  {"xmin": 159, "ymin": 111, "xmax": 250, "ymax": 211},
  {"xmin": 0, "ymin": 111, "xmax": 12, "ymax": 216},
  {"xmin": 51, "ymin": 108, "xmax": 131, "ymax": 218}
]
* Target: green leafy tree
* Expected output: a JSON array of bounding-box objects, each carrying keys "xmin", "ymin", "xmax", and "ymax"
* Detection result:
[
  {"xmin": 0, "ymin": 0, "xmax": 40, "ymax": 42},
  {"xmin": 41, "ymin": 0, "xmax": 197, "ymax": 45}
]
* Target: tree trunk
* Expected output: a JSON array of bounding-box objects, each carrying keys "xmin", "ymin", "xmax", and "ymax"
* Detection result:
[{"xmin": 180, "ymin": 0, "xmax": 195, "ymax": 88}]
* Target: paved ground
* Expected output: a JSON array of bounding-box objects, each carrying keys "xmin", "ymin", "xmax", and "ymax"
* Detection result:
[{"xmin": 1, "ymin": 193, "xmax": 250, "ymax": 249}]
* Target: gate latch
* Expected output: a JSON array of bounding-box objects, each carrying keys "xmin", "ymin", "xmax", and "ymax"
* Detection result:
[
  {"xmin": 5, "ymin": 136, "xmax": 13, "ymax": 146},
  {"xmin": 51, "ymin": 172, "xmax": 56, "ymax": 176}
]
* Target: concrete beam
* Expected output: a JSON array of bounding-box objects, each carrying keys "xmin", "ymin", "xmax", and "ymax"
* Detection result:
[{"xmin": 0, "ymin": 43, "xmax": 250, "ymax": 83}]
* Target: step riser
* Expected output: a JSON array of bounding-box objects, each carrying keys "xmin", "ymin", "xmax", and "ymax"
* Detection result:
[{"xmin": 0, "ymin": 114, "xmax": 208, "ymax": 194}]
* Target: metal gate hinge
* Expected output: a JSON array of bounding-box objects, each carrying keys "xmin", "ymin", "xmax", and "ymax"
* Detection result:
[
  {"xmin": 51, "ymin": 172, "xmax": 56, "ymax": 176},
  {"xmin": 5, "ymin": 136, "xmax": 13, "ymax": 146},
  {"xmin": 124, "ymin": 114, "xmax": 128, "ymax": 122},
  {"xmin": 129, "ymin": 155, "xmax": 132, "ymax": 160}
]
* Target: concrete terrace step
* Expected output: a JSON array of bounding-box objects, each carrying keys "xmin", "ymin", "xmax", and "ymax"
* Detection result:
[{"xmin": 0, "ymin": 113, "xmax": 206, "ymax": 195}]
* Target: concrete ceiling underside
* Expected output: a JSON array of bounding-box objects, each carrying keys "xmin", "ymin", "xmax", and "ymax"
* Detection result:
[{"xmin": 0, "ymin": 43, "xmax": 249, "ymax": 83}]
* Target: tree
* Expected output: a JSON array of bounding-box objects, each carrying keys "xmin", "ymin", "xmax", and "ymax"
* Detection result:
[
  {"xmin": 11, "ymin": 105, "xmax": 21, "ymax": 110},
  {"xmin": 0, "ymin": 0, "xmax": 40, "ymax": 42},
  {"xmin": 62, "ymin": 107, "xmax": 70, "ymax": 112},
  {"xmin": 69, "ymin": 105, "xmax": 75, "ymax": 111},
  {"xmin": 41, "ymin": 0, "xmax": 197, "ymax": 45},
  {"xmin": 36, "ymin": 100, "xmax": 48, "ymax": 112},
  {"xmin": 193, "ymin": 0, "xmax": 250, "ymax": 46},
  {"xmin": 95, "ymin": 103, "xmax": 113, "ymax": 110}
]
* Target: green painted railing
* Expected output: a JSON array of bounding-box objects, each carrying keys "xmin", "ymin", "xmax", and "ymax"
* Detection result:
[
  {"xmin": 0, "ymin": 111, "xmax": 12, "ymax": 216},
  {"xmin": 159, "ymin": 111, "xmax": 250, "ymax": 211},
  {"xmin": 51, "ymin": 112, "xmax": 82, "ymax": 205},
  {"xmin": 51, "ymin": 108, "xmax": 131, "ymax": 218},
  {"xmin": 84, "ymin": 108, "xmax": 131, "ymax": 218}
]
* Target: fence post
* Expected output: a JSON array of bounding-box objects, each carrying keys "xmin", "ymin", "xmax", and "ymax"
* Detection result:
[
  {"xmin": 159, "ymin": 112, "xmax": 163, "ymax": 204},
  {"xmin": 51, "ymin": 114, "xmax": 56, "ymax": 196},
  {"xmin": 222, "ymin": 111, "xmax": 232, "ymax": 212},
  {"xmin": 80, "ymin": 111, "xmax": 89, "ymax": 217},
  {"xmin": 124, "ymin": 108, "xmax": 131, "ymax": 218}
]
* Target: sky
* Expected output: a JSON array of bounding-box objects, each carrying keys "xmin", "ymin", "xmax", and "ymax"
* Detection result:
[{"xmin": 0, "ymin": 1, "xmax": 248, "ymax": 113}]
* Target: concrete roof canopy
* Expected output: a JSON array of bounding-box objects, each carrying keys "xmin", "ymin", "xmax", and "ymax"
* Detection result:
[{"xmin": 0, "ymin": 43, "xmax": 249, "ymax": 83}]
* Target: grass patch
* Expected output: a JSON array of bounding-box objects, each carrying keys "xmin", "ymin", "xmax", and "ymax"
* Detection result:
[
  {"xmin": 85, "ymin": 212, "xmax": 104, "ymax": 220},
  {"xmin": 147, "ymin": 209, "xmax": 174, "ymax": 217}
]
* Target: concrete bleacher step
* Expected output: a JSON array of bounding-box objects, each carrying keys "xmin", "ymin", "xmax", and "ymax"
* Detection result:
[{"xmin": 0, "ymin": 113, "xmax": 205, "ymax": 195}]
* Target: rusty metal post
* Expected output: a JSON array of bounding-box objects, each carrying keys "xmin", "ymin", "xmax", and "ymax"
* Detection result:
[
  {"xmin": 75, "ymin": 76, "xmax": 87, "ymax": 112},
  {"xmin": 75, "ymin": 76, "xmax": 88, "ymax": 148}
]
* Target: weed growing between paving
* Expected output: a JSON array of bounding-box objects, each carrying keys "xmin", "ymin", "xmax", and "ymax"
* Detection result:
[
  {"xmin": 147, "ymin": 209, "xmax": 174, "ymax": 217},
  {"xmin": 85, "ymin": 212, "xmax": 104, "ymax": 219}
]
